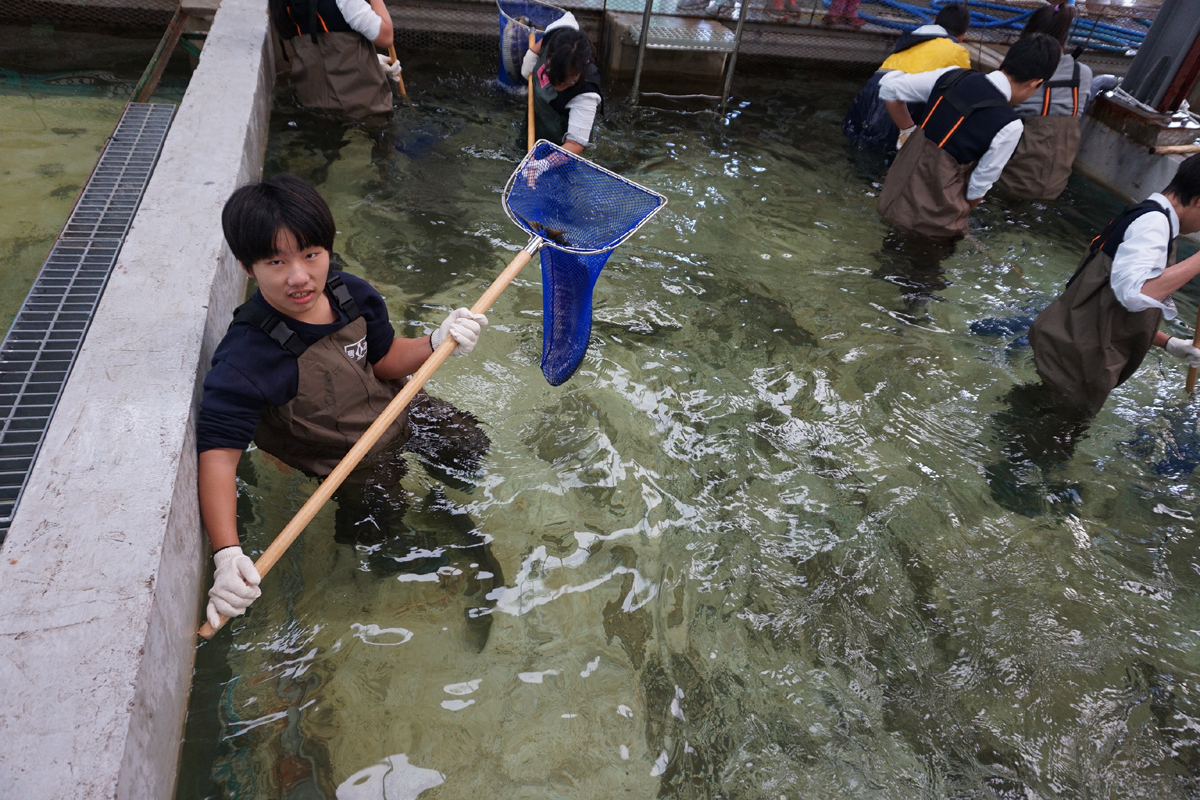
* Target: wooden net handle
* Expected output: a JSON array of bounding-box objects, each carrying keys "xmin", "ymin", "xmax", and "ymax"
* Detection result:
[
  {"xmin": 1188, "ymin": 302, "xmax": 1200, "ymax": 393},
  {"xmin": 527, "ymin": 32, "xmax": 536, "ymax": 153},
  {"xmin": 387, "ymin": 45, "xmax": 407, "ymax": 99},
  {"xmin": 198, "ymin": 240, "xmax": 540, "ymax": 639}
]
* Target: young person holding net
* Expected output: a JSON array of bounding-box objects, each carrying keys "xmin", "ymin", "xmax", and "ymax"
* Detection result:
[
  {"xmin": 199, "ymin": 176, "xmax": 490, "ymax": 628},
  {"xmin": 199, "ymin": 143, "xmax": 665, "ymax": 638},
  {"xmin": 520, "ymin": 12, "xmax": 603, "ymax": 155},
  {"xmin": 996, "ymin": 2, "xmax": 1094, "ymax": 200}
]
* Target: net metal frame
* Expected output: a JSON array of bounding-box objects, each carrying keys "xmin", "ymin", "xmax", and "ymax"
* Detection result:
[
  {"xmin": 502, "ymin": 140, "xmax": 668, "ymax": 255},
  {"xmin": 498, "ymin": 0, "xmax": 568, "ymax": 29}
]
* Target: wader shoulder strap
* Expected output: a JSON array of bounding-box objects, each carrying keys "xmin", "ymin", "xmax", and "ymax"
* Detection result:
[
  {"xmin": 325, "ymin": 272, "xmax": 362, "ymax": 321},
  {"xmin": 228, "ymin": 272, "xmax": 362, "ymax": 357},
  {"xmin": 230, "ymin": 302, "xmax": 308, "ymax": 357},
  {"xmin": 1041, "ymin": 61, "xmax": 1081, "ymax": 116},
  {"xmin": 920, "ymin": 70, "xmax": 1008, "ymax": 149},
  {"xmin": 1064, "ymin": 200, "xmax": 1170, "ymax": 289}
]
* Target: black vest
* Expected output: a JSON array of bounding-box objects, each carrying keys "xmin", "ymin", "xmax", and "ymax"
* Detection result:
[
  {"xmin": 541, "ymin": 28, "xmax": 604, "ymax": 120},
  {"xmin": 229, "ymin": 272, "xmax": 362, "ymax": 356},
  {"xmin": 271, "ymin": 0, "xmax": 356, "ymax": 42},
  {"xmin": 1067, "ymin": 199, "xmax": 1174, "ymax": 290},
  {"xmin": 919, "ymin": 69, "xmax": 1019, "ymax": 165}
]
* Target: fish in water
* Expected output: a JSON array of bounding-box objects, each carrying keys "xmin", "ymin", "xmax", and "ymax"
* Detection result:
[
  {"xmin": 968, "ymin": 313, "xmax": 1036, "ymax": 338},
  {"xmin": 1127, "ymin": 406, "xmax": 1200, "ymax": 477}
]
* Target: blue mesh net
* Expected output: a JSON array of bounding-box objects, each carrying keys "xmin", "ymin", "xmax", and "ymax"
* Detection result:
[
  {"xmin": 505, "ymin": 141, "xmax": 667, "ymax": 385},
  {"xmin": 496, "ymin": 0, "xmax": 564, "ymax": 87},
  {"xmin": 540, "ymin": 250, "xmax": 611, "ymax": 385}
]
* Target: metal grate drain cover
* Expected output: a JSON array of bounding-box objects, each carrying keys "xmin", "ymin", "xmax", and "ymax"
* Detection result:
[
  {"xmin": 630, "ymin": 22, "xmax": 737, "ymax": 51},
  {"xmin": 0, "ymin": 102, "xmax": 175, "ymax": 538}
]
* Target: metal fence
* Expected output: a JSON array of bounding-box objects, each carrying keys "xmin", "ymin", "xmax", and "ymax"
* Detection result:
[
  {"xmin": 1, "ymin": 0, "xmax": 1161, "ymax": 68},
  {"xmin": 0, "ymin": 0, "xmax": 175, "ymax": 29},
  {"xmin": 383, "ymin": 0, "xmax": 1158, "ymax": 68}
]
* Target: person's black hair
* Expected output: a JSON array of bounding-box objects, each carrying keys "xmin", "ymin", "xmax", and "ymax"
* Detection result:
[
  {"xmin": 1165, "ymin": 154, "xmax": 1200, "ymax": 206},
  {"xmin": 1000, "ymin": 32, "xmax": 1061, "ymax": 83},
  {"xmin": 934, "ymin": 3, "xmax": 970, "ymax": 38},
  {"xmin": 1021, "ymin": 2, "xmax": 1074, "ymax": 47},
  {"xmin": 544, "ymin": 28, "xmax": 593, "ymax": 87},
  {"xmin": 221, "ymin": 174, "xmax": 336, "ymax": 268}
]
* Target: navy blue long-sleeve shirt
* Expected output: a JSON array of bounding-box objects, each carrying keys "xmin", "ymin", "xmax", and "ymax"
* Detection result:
[{"xmin": 197, "ymin": 271, "xmax": 395, "ymax": 453}]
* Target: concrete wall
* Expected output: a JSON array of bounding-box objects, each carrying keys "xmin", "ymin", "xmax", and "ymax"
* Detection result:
[
  {"xmin": 0, "ymin": 0, "xmax": 269, "ymax": 796},
  {"xmin": 1075, "ymin": 115, "xmax": 1187, "ymax": 203}
]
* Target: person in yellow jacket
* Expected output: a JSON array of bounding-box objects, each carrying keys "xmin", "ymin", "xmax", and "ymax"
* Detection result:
[{"xmin": 843, "ymin": 3, "xmax": 971, "ymax": 150}]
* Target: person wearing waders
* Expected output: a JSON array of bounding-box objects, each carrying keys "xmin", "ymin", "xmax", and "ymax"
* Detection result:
[
  {"xmin": 269, "ymin": 0, "xmax": 401, "ymax": 120},
  {"xmin": 995, "ymin": 3, "xmax": 1093, "ymax": 200},
  {"xmin": 197, "ymin": 176, "xmax": 491, "ymax": 627},
  {"xmin": 875, "ymin": 33, "xmax": 1062, "ymax": 240},
  {"xmin": 520, "ymin": 13, "xmax": 602, "ymax": 156},
  {"xmin": 842, "ymin": 3, "xmax": 971, "ymax": 151},
  {"xmin": 1028, "ymin": 156, "xmax": 1200, "ymax": 416}
]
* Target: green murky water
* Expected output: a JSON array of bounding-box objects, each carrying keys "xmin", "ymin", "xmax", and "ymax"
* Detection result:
[
  {"xmin": 178, "ymin": 53, "xmax": 1200, "ymax": 799},
  {"xmin": 0, "ymin": 24, "xmax": 189, "ymax": 334}
]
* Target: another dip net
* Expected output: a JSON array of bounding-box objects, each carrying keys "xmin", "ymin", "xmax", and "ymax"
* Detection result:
[
  {"xmin": 496, "ymin": 0, "xmax": 564, "ymax": 88},
  {"xmin": 504, "ymin": 141, "xmax": 667, "ymax": 385}
]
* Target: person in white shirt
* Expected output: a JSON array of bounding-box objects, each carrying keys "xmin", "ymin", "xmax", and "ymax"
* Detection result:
[
  {"xmin": 875, "ymin": 34, "xmax": 1061, "ymax": 239},
  {"xmin": 1029, "ymin": 156, "xmax": 1200, "ymax": 413},
  {"xmin": 520, "ymin": 13, "xmax": 603, "ymax": 154},
  {"xmin": 996, "ymin": 3, "xmax": 1095, "ymax": 199},
  {"xmin": 270, "ymin": 0, "xmax": 400, "ymax": 119}
]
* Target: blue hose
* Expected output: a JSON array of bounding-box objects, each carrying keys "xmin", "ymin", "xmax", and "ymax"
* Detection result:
[{"xmin": 820, "ymin": 0, "xmax": 1148, "ymax": 52}]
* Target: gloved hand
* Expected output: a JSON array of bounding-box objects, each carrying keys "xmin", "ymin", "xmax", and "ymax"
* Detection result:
[
  {"xmin": 897, "ymin": 125, "xmax": 917, "ymax": 150},
  {"xmin": 1165, "ymin": 336, "xmax": 1200, "ymax": 368},
  {"xmin": 206, "ymin": 546, "xmax": 261, "ymax": 628},
  {"xmin": 376, "ymin": 53, "xmax": 403, "ymax": 79},
  {"xmin": 431, "ymin": 308, "xmax": 488, "ymax": 356},
  {"xmin": 522, "ymin": 157, "xmax": 552, "ymax": 189}
]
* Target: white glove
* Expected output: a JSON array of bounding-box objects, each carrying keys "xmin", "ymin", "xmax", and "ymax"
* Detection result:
[
  {"xmin": 206, "ymin": 546, "xmax": 261, "ymax": 628},
  {"xmin": 377, "ymin": 53, "xmax": 403, "ymax": 79},
  {"xmin": 897, "ymin": 125, "xmax": 917, "ymax": 150},
  {"xmin": 1165, "ymin": 337, "xmax": 1200, "ymax": 368},
  {"xmin": 431, "ymin": 308, "xmax": 488, "ymax": 356},
  {"xmin": 522, "ymin": 157, "xmax": 552, "ymax": 189}
]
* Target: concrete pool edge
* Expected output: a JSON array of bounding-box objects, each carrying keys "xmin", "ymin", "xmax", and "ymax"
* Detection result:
[{"xmin": 0, "ymin": 0, "xmax": 270, "ymax": 796}]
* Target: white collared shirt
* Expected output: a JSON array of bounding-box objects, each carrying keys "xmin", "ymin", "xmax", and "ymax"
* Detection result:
[
  {"xmin": 878, "ymin": 67, "xmax": 1024, "ymax": 200},
  {"xmin": 336, "ymin": 0, "xmax": 383, "ymax": 42},
  {"xmin": 1109, "ymin": 192, "xmax": 1180, "ymax": 319},
  {"xmin": 908, "ymin": 23, "xmax": 949, "ymax": 38}
]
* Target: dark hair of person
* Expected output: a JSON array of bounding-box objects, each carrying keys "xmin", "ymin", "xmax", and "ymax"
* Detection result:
[
  {"xmin": 1000, "ymin": 33, "xmax": 1062, "ymax": 83},
  {"xmin": 545, "ymin": 28, "xmax": 593, "ymax": 87},
  {"xmin": 1165, "ymin": 155, "xmax": 1200, "ymax": 207},
  {"xmin": 1021, "ymin": 2, "xmax": 1074, "ymax": 47},
  {"xmin": 222, "ymin": 174, "xmax": 336, "ymax": 268},
  {"xmin": 934, "ymin": 3, "xmax": 971, "ymax": 38}
]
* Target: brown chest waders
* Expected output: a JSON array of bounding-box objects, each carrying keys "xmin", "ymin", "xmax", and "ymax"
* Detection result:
[
  {"xmin": 1029, "ymin": 201, "xmax": 1176, "ymax": 413},
  {"xmin": 996, "ymin": 63, "xmax": 1084, "ymax": 201},
  {"xmin": 255, "ymin": 314, "xmax": 411, "ymax": 478},
  {"xmin": 288, "ymin": 31, "xmax": 393, "ymax": 120}
]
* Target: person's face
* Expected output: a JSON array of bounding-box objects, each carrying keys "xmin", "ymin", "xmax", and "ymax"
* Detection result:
[
  {"xmin": 244, "ymin": 229, "xmax": 331, "ymax": 322},
  {"xmin": 1178, "ymin": 197, "xmax": 1200, "ymax": 236},
  {"xmin": 1010, "ymin": 77, "xmax": 1045, "ymax": 105},
  {"xmin": 553, "ymin": 70, "xmax": 581, "ymax": 93}
]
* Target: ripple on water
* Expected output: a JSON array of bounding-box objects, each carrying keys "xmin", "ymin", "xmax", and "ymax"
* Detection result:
[{"xmin": 178, "ymin": 53, "xmax": 1200, "ymax": 800}]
